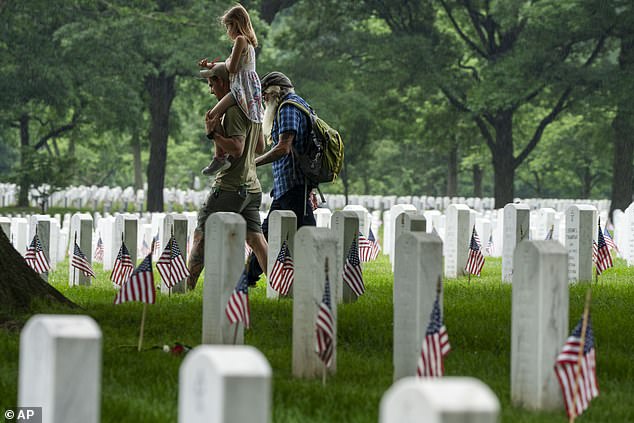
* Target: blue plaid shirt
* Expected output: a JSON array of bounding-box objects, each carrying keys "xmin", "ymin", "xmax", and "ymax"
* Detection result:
[{"xmin": 270, "ymin": 93, "xmax": 311, "ymax": 199}]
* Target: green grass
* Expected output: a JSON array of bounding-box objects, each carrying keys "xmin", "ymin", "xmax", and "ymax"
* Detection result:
[{"xmin": 1, "ymin": 256, "xmax": 634, "ymax": 422}]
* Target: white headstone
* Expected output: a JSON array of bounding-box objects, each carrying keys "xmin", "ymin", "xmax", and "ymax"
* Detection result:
[
  {"xmin": 502, "ymin": 203, "xmax": 530, "ymax": 282},
  {"xmin": 159, "ymin": 213, "xmax": 188, "ymax": 294},
  {"xmin": 511, "ymin": 241, "xmax": 568, "ymax": 410},
  {"xmin": 387, "ymin": 204, "xmax": 417, "ymax": 259},
  {"xmin": 293, "ymin": 227, "xmax": 338, "ymax": 378},
  {"xmin": 19, "ymin": 315, "xmax": 102, "ymax": 423},
  {"xmin": 28, "ymin": 215, "xmax": 51, "ymax": 281},
  {"xmin": 10, "ymin": 217, "xmax": 29, "ymax": 255},
  {"xmin": 393, "ymin": 232, "xmax": 443, "ymax": 380},
  {"xmin": 266, "ymin": 210, "xmax": 297, "ymax": 299},
  {"xmin": 444, "ymin": 204, "xmax": 471, "ymax": 278},
  {"xmin": 69, "ymin": 213, "xmax": 93, "ymax": 286},
  {"xmin": 330, "ymin": 211, "xmax": 360, "ymax": 303},
  {"xmin": 342, "ymin": 205, "xmax": 371, "ymax": 237},
  {"xmin": 202, "ymin": 213, "xmax": 246, "ymax": 345},
  {"xmin": 565, "ymin": 205, "xmax": 597, "ymax": 282},
  {"xmin": 313, "ymin": 208, "xmax": 332, "ymax": 228},
  {"xmin": 179, "ymin": 345, "xmax": 272, "ymax": 423},
  {"xmin": 380, "ymin": 377, "xmax": 500, "ymax": 423}
]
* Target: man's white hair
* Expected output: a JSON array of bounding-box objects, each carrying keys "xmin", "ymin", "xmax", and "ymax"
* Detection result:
[{"xmin": 262, "ymin": 85, "xmax": 295, "ymax": 143}]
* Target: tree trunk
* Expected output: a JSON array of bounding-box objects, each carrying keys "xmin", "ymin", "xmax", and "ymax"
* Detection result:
[
  {"xmin": 472, "ymin": 164, "xmax": 483, "ymax": 197},
  {"xmin": 341, "ymin": 161, "xmax": 350, "ymax": 205},
  {"xmin": 18, "ymin": 114, "xmax": 30, "ymax": 207},
  {"xmin": 145, "ymin": 72, "xmax": 176, "ymax": 212},
  {"xmin": 611, "ymin": 110, "xmax": 634, "ymax": 214},
  {"xmin": 0, "ymin": 230, "xmax": 75, "ymax": 314},
  {"xmin": 610, "ymin": 33, "xmax": 634, "ymax": 217},
  {"xmin": 446, "ymin": 144, "xmax": 458, "ymax": 197},
  {"xmin": 132, "ymin": 128, "xmax": 143, "ymax": 191},
  {"xmin": 580, "ymin": 161, "xmax": 592, "ymax": 199},
  {"xmin": 491, "ymin": 112, "xmax": 515, "ymax": 208}
]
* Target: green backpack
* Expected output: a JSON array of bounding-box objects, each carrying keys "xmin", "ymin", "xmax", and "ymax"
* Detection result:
[{"xmin": 277, "ymin": 100, "xmax": 344, "ymax": 185}]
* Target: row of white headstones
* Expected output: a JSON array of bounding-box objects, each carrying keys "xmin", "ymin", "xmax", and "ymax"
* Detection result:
[
  {"xmin": 3, "ymin": 199, "xmax": 634, "ymax": 288},
  {"xmin": 0, "ymin": 181, "xmax": 611, "ymax": 215},
  {"xmin": 10, "ymin": 201, "xmax": 634, "ymax": 422}
]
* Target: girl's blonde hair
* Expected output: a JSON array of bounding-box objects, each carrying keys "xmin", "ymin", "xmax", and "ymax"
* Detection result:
[{"xmin": 222, "ymin": 4, "xmax": 258, "ymax": 48}]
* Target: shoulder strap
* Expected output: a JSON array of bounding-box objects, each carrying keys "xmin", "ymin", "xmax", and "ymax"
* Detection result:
[{"xmin": 275, "ymin": 99, "xmax": 314, "ymax": 123}]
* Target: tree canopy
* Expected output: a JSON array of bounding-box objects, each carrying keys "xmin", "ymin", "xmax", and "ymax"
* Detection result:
[{"xmin": 0, "ymin": 0, "xmax": 632, "ymax": 209}]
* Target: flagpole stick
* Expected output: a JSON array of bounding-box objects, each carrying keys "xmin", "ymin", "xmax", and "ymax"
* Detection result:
[
  {"xmin": 568, "ymin": 289, "xmax": 592, "ymax": 423},
  {"xmin": 233, "ymin": 323, "xmax": 239, "ymax": 345},
  {"xmin": 138, "ymin": 303, "xmax": 147, "ymax": 352}
]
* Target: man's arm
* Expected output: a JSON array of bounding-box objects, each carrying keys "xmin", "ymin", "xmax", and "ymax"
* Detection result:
[
  {"xmin": 254, "ymin": 132, "xmax": 295, "ymax": 166},
  {"xmin": 255, "ymin": 130, "xmax": 265, "ymax": 154},
  {"xmin": 205, "ymin": 117, "xmax": 245, "ymax": 157}
]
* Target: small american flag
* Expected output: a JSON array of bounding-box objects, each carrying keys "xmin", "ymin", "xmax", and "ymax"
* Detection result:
[
  {"xmin": 111, "ymin": 241, "xmax": 134, "ymax": 286},
  {"xmin": 156, "ymin": 235, "xmax": 190, "ymax": 289},
  {"xmin": 342, "ymin": 235, "xmax": 365, "ymax": 297},
  {"xmin": 72, "ymin": 240, "xmax": 96, "ymax": 278},
  {"xmin": 269, "ymin": 240, "xmax": 294, "ymax": 296},
  {"xmin": 417, "ymin": 290, "xmax": 451, "ymax": 378},
  {"xmin": 141, "ymin": 237, "xmax": 150, "ymax": 257},
  {"xmin": 594, "ymin": 222, "xmax": 613, "ymax": 275},
  {"xmin": 603, "ymin": 226, "xmax": 618, "ymax": 252},
  {"xmin": 244, "ymin": 241, "xmax": 252, "ymax": 260},
  {"xmin": 94, "ymin": 235, "xmax": 104, "ymax": 263},
  {"xmin": 545, "ymin": 225, "xmax": 554, "ymax": 240},
  {"xmin": 465, "ymin": 227, "xmax": 485, "ymax": 276},
  {"xmin": 114, "ymin": 252, "xmax": 156, "ymax": 304},
  {"xmin": 225, "ymin": 269, "xmax": 251, "ymax": 328},
  {"xmin": 24, "ymin": 233, "xmax": 50, "ymax": 274},
  {"xmin": 315, "ymin": 274, "xmax": 334, "ymax": 368},
  {"xmin": 485, "ymin": 233, "xmax": 495, "ymax": 256},
  {"xmin": 554, "ymin": 316, "xmax": 599, "ymax": 419},
  {"xmin": 359, "ymin": 228, "xmax": 380, "ymax": 262}
]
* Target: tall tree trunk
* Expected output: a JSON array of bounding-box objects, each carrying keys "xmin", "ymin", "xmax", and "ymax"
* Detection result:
[
  {"xmin": 580, "ymin": 162, "xmax": 592, "ymax": 199},
  {"xmin": 18, "ymin": 114, "xmax": 30, "ymax": 207},
  {"xmin": 341, "ymin": 161, "xmax": 349, "ymax": 205},
  {"xmin": 446, "ymin": 144, "xmax": 458, "ymax": 197},
  {"xmin": 132, "ymin": 128, "xmax": 143, "ymax": 191},
  {"xmin": 145, "ymin": 72, "xmax": 175, "ymax": 212},
  {"xmin": 0, "ymin": 230, "xmax": 75, "ymax": 313},
  {"xmin": 610, "ymin": 33, "xmax": 634, "ymax": 217},
  {"xmin": 472, "ymin": 164, "xmax": 483, "ymax": 197},
  {"xmin": 491, "ymin": 112, "xmax": 515, "ymax": 208}
]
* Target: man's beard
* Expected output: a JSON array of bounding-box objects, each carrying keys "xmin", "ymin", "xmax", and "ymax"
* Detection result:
[{"xmin": 262, "ymin": 95, "xmax": 280, "ymax": 144}]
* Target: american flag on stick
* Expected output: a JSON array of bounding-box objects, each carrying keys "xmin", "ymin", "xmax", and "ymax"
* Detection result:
[
  {"xmin": 269, "ymin": 240, "xmax": 294, "ymax": 296},
  {"xmin": 465, "ymin": 226, "xmax": 485, "ymax": 277},
  {"xmin": 603, "ymin": 225, "xmax": 618, "ymax": 252},
  {"xmin": 94, "ymin": 234, "xmax": 104, "ymax": 263},
  {"xmin": 417, "ymin": 280, "xmax": 451, "ymax": 378},
  {"xmin": 485, "ymin": 232, "xmax": 495, "ymax": 256},
  {"xmin": 24, "ymin": 232, "xmax": 50, "ymax": 274},
  {"xmin": 71, "ymin": 237, "xmax": 96, "ymax": 278},
  {"xmin": 111, "ymin": 240, "xmax": 135, "ymax": 287},
  {"xmin": 554, "ymin": 291, "xmax": 598, "ymax": 420},
  {"xmin": 156, "ymin": 235, "xmax": 190, "ymax": 289},
  {"xmin": 114, "ymin": 248, "xmax": 156, "ymax": 305},
  {"xmin": 315, "ymin": 262, "xmax": 334, "ymax": 369},
  {"xmin": 594, "ymin": 220, "xmax": 613, "ymax": 275},
  {"xmin": 225, "ymin": 269, "xmax": 251, "ymax": 329},
  {"xmin": 359, "ymin": 228, "xmax": 380, "ymax": 262},
  {"xmin": 342, "ymin": 234, "xmax": 365, "ymax": 297}
]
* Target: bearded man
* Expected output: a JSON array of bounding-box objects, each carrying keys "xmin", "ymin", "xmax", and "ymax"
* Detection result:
[{"xmin": 245, "ymin": 71, "xmax": 317, "ymax": 286}]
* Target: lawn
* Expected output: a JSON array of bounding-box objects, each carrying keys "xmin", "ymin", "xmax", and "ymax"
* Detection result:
[{"xmin": 1, "ymin": 256, "xmax": 633, "ymax": 422}]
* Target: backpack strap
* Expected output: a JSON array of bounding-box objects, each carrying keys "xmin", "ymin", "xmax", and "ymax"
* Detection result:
[{"xmin": 274, "ymin": 99, "xmax": 315, "ymax": 184}]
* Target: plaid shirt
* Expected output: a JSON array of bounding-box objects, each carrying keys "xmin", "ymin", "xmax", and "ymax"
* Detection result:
[{"xmin": 270, "ymin": 93, "xmax": 311, "ymax": 199}]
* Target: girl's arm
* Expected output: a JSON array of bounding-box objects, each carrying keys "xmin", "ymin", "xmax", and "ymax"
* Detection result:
[{"xmin": 226, "ymin": 35, "xmax": 248, "ymax": 74}]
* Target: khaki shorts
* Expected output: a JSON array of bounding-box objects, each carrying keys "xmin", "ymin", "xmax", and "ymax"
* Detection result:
[{"xmin": 197, "ymin": 189, "xmax": 263, "ymax": 234}]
